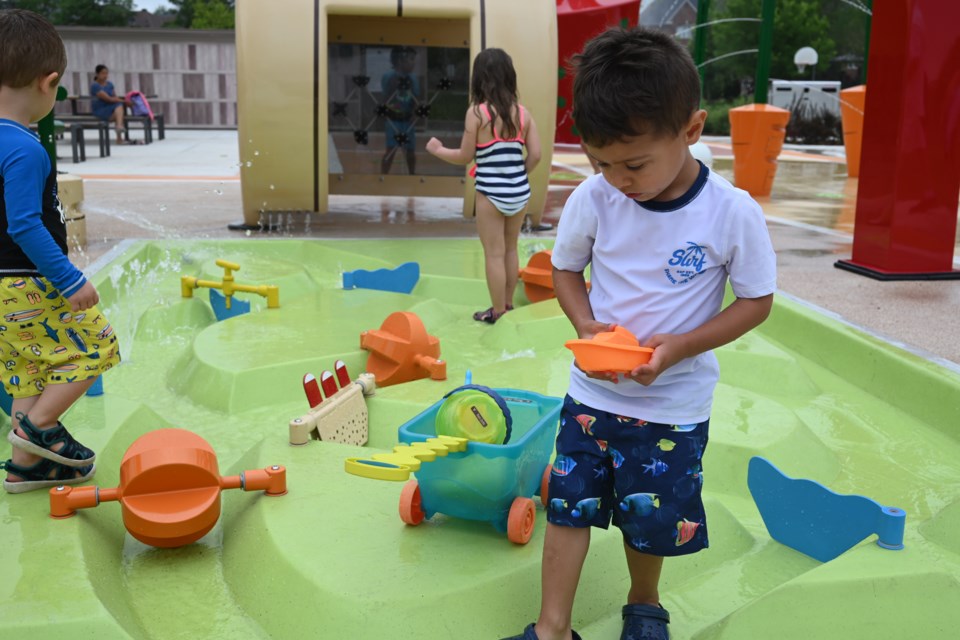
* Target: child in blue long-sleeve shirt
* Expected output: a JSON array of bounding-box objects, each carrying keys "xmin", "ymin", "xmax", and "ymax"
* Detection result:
[{"xmin": 0, "ymin": 9, "xmax": 121, "ymax": 494}]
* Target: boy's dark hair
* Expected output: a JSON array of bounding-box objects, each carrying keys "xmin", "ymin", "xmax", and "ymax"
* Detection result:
[
  {"xmin": 0, "ymin": 9, "xmax": 67, "ymax": 89},
  {"xmin": 573, "ymin": 27, "xmax": 700, "ymax": 146},
  {"xmin": 95, "ymin": 64, "xmax": 107, "ymax": 75},
  {"xmin": 471, "ymin": 47, "xmax": 519, "ymax": 140}
]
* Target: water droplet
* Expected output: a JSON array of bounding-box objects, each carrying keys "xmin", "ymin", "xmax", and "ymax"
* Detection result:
[
  {"xmin": 159, "ymin": 205, "xmax": 167, "ymax": 212},
  {"xmin": 245, "ymin": 230, "xmax": 252, "ymax": 237},
  {"xmin": 254, "ymin": 151, "xmax": 260, "ymax": 156},
  {"xmin": 214, "ymin": 189, "xmax": 223, "ymax": 196},
  {"xmin": 245, "ymin": 161, "xmax": 252, "ymax": 168},
  {"xmin": 269, "ymin": 184, "xmax": 275, "ymax": 190}
]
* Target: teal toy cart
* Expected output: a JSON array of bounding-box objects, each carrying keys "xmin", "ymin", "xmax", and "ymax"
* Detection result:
[{"xmin": 396, "ymin": 389, "xmax": 561, "ymax": 544}]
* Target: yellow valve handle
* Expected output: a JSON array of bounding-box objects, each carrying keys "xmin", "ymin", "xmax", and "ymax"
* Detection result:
[{"xmin": 344, "ymin": 436, "xmax": 468, "ymax": 481}]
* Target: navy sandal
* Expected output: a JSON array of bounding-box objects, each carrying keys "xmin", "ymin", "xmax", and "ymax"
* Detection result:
[
  {"xmin": 501, "ymin": 623, "xmax": 583, "ymax": 640},
  {"xmin": 472, "ymin": 307, "xmax": 506, "ymax": 324},
  {"xmin": 7, "ymin": 412, "xmax": 96, "ymax": 467},
  {"xmin": 621, "ymin": 603, "xmax": 671, "ymax": 640},
  {"xmin": 2, "ymin": 458, "xmax": 95, "ymax": 494}
]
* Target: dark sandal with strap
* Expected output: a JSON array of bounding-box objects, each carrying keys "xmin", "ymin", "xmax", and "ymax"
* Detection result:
[
  {"xmin": 500, "ymin": 623, "xmax": 583, "ymax": 640},
  {"xmin": 472, "ymin": 307, "xmax": 506, "ymax": 324},
  {"xmin": 2, "ymin": 458, "xmax": 95, "ymax": 494},
  {"xmin": 7, "ymin": 412, "xmax": 96, "ymax": 467},
  {"xmin": 621, "ymin": 603, "xmax": 671, "ymax": 640}
]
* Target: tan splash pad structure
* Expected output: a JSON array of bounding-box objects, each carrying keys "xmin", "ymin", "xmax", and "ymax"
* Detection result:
[{"xmin": 234, "ymin": 0, "xmax": 557, "ymax": 229}]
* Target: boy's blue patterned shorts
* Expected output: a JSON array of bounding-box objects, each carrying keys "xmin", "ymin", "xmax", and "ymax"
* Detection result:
[{"xmin": 546, "ymin": 394, "xmax": 710, "ymax": 556}]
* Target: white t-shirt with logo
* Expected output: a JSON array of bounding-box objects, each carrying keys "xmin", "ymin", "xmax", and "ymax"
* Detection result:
[{"xmin": 551, "ymin": 164, "xmax": 777, "ymax": 424}]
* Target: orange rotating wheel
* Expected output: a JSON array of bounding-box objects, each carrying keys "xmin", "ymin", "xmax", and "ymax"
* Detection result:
[
  {"xmin": 48, "ymin": 428, "xmax": 286, "ymax": 548},
  {"xmin": 507, "ymin": 497, "xmax": 537, "ymax": 545},
  {"xmin": 540, "ymin": 464, "xmax": 552, "ymax": 507},
  {"xmin": 360, "ymin": 311, "xmax": 446, "ymax": 387},
  {"xmin": 399, "ymin": 479, "xmax": 426, "ymax": 526}
]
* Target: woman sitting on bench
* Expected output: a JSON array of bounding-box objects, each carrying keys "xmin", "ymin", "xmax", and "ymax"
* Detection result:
[{"xmin": 90, "ymin": 64, "xmax": 135, "ymax": 145}]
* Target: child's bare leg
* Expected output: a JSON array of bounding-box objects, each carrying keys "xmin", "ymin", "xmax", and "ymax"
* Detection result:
[
  {"xmin": 502, "ymin": 205, "xmax": 527, "ymax": 308},
  {"xmin": 624, "ymin": 542, "xmax": 664, "ymax": 606},
  {"xmin": 534, "ymin": 523, "xmax": 590, "ymax": 640},
  {"xmin": 476, "ymin": 193, "xmax": 508, "ymax": 313}
]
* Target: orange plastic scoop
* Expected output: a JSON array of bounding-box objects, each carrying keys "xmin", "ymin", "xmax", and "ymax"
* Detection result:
[{"xmin": 565, "ymin": 326, "xmax": 654, "ymax": 373}]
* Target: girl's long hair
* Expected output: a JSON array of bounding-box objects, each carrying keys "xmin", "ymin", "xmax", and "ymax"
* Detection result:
[{"xmin": 470, "ymin": 48, "xmax": 519, "ymax": 140}]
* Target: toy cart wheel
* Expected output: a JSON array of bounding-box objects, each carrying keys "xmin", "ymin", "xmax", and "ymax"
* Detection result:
[
  {"xmin": 399, "ymin": 480, "xmax": 425, "ymax": 526},
  {"xmin": 507, "ymin": 497, "xmax": 536, "ymax": 544},
  {"xmin": 540, "ymin": 464, "xmax": 552, "ymax": 507}
]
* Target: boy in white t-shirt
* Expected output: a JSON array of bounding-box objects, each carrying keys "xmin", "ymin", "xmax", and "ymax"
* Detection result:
[{"xmin": 502, "ymin": 27, "xmax": 776, "ymax": 640}]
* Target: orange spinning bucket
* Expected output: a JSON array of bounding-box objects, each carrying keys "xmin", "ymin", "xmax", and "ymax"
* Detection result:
[{"xmin": 49, "ymin": 428, "xmax": 287, "ymax": 548}]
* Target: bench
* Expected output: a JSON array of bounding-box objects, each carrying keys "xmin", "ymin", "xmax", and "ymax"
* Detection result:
[
  {"xmin": 55, "ymin": 116, "xmax": 112, "ymax": 157},
  {"xmin": 66, "ymin": 94, "xmax": 165, "ymax": 144}
]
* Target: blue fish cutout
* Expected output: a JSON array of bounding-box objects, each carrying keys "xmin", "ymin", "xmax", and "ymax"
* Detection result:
[
  {"xmin": 86, "ymin": 377, "xmax": 104, "ymax": 397},
  {"xmin": 342, "ymin": 262, "xmax": 419, "ymax": 294},
  {"xmin": 39, "ymin": 317, "xmax": 60, "ymax": 343},
  {"xmin": 209, "ymin": 289, "xmax": 250, "ymax": 321},
  {"xmin": 748, "ymin": 456, "xmax": 906, "ymax": 562}
]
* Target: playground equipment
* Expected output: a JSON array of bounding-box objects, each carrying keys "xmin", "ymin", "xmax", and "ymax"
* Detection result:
[
  {"xmin": 518, "ymin": 249, "xmax": 591, "ymax": 303},
  {"xmin": 518, "ymin": 250, "xmax": 556, "ymax": 303},
  {"xmin": 748, "ymin": 457, "xmax": 905, "ymax": 562},
  {"xmin": 838, "ymin": 85, "xmax": 866, "ymax": 178},
  {"xmin": 233, "ymin": 0, "xmax": 556, "ymax": 228},
  {"xmin": 342, "ymin": 262, "xmax": 420, "ymax": 294},
  {"xmin": 834, "ymin": 0, "xmax": 960, "ymax": 280},
  {"xmin": 289, "ymin": 360, "xmax": 376, "ymax": 446},
  {"xmin": 360, "ymin": 311, "xmax": 446, "ymax": 387},
  {"xmin": 181, "ymin": 259, "xmax": 280, "ymax": 313},
  {"xmin": 48, "ymin": 428, "xmax": 287, "ymax": 548},
  {"xmin": 555, "ymin": 0, "xmax": 641, "ymax": 143},
  {"xmin": 345, "ymin": 387, "xmax": 561, "ymax": 544},
  {"xmin": 565, "ymin": 326, "xmax": 653, "ymax": 373},
  {"xmin": 728, "ymin": 104, "xmax": 791, "ymax": 198},
  {"xmin": 434, "ymin": 384, "xmax": 512, "ymax": 445}
]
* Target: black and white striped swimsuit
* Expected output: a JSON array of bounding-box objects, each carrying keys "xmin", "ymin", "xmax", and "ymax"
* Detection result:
[{"xmin": 474, "ymin": 103, "xmax": 530, "ymax": 216}]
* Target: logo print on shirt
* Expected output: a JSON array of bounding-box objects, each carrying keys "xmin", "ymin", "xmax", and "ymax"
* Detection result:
[{"xmin": 665, "ymin": 242, "xmax": 706, "ymax": 285}]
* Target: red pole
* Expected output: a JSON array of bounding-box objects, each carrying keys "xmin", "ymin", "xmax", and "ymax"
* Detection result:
[{"xmin": 835, "ymin": 0, "xmax": 960, "ymax": 279}]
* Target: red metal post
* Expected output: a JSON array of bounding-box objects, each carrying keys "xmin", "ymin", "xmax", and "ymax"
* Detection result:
[{"xmin": 835, "ymin": 0, "xmax": 960, "ymax": 279}]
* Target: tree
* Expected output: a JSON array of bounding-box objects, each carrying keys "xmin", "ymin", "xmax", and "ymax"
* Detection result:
[
  {"xmin": 0, "ymin": 0, "xmax": 133, "ymax": 26},
  {"xmin": 168, "ymin": 0, "xmax": 234, "ymax": 29},
  {"xmin": 698, "ymin": 0, "xmax": 837, "ymax": 100},
  {"xmin": 192, "ymin": 0, "xmax": 233, "ymax": 29}
]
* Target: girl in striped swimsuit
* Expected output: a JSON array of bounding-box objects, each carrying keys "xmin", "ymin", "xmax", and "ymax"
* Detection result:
[{"xmin": 427, "ymin": 48, "xmax": 542, "ymax": 324}]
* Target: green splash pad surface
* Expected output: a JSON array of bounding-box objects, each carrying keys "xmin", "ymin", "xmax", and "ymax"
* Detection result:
[{"xmin": 1, "ymin": 239, "xmax": 959, "ymax": 639}]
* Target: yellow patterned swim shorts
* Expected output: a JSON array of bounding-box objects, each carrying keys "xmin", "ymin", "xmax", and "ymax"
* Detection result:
[{"xmin": 0, "ymin": 276, "xmax": 121, "ymax": 398}]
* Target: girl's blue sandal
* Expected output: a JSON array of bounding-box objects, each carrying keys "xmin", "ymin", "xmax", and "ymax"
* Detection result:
[
  {"xmin": 501, "ymin": 624, "xmax": 583, "ymax": 640},
  {"xmin": 2, "ymin": 458, "xmax": 95, "ymax": 494},
  {"xmin": 7, "ymin": 412, "xmax": 96, "ymax": 467},
  {"xmin": 621, "ymin": 603, "xmax": 670, "ymax": 640}
]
